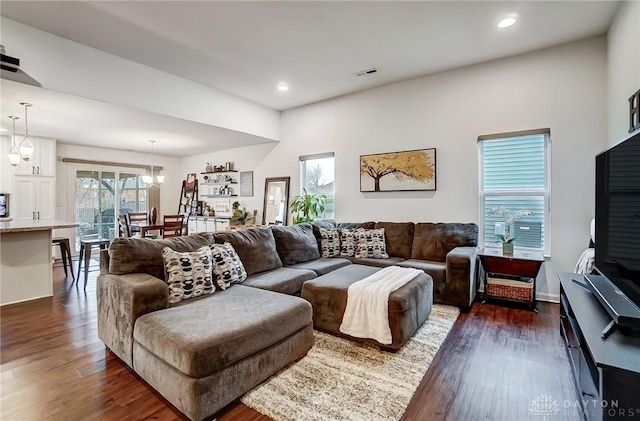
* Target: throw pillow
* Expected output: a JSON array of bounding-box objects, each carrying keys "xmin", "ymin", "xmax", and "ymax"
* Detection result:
[
  {"xmin": 319, "ymin": 228, "xmax": 341, "ymax": 257},
  {"xmin": 339, "ymin": 229, "xmax": 359, "ymax": 257},
  {"xmin": 162, "ymin": 246, "xmax": 215, "ymax": 304},
  {"xmin": 354, "ymin": 228, "xmax": 390, "ymax": 259},
  {"xmin": 209, "ymin": 242, "xmax": 247, "ymax": 290}
]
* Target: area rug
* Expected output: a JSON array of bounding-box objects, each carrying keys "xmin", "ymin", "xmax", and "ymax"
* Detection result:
[{"xmin": 241, "ymin": 304, "xmax": 460, "ymax": 421}]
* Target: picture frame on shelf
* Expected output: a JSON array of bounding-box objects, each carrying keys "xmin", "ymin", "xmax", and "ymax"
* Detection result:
[{"xmin": 185, "ymin": 173, "xmax": 197, "ymax": 191}]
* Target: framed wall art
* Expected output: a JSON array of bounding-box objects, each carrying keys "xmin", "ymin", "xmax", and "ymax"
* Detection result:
[{"xmin": 360, "ymin": 148, "xmax": 436, "ymax": 192}]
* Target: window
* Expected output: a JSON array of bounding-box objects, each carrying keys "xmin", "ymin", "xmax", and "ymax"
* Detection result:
[
  {"xmin": 299, "ymin": 152, "xmax": 335, "ymax": 219},
  {"xmin": 479, "ymin": 129, "xmax": 550, "ymax": 254}
]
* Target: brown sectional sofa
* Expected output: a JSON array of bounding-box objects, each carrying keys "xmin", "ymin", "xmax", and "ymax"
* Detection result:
[
  {"xmin": 97, "ymin": 221, "xmax": 478, "ymax": 420},
  {"xmin": 311, "ymin": 219, "xmax": 479, "ymax": 308}
]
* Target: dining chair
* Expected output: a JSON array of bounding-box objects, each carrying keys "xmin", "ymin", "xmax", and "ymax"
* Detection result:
[
  {"xmin": 163, "ymin": 214, "xmax": 185, "ymax": 238},
  {"xmin": 127, "ymin": 212, "xmax": 149, "ymax": 236},
  {"xmin": 118, "ymin": 214, "xmax": 131, "ymax": 237}
]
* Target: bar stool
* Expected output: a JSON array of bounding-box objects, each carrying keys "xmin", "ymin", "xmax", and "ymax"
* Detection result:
[
  {"xmin": 77, "ymin": 238, "xmax": 110, "ymax": 289},
  {"xmin": 52, "ymin": 237, "xmax": 74, "ymax": 280}
]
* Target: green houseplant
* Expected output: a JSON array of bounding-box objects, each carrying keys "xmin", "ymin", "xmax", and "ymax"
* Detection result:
[
  {"xmin": 230, "ymin": 201, "xmax": 254, "ymax": 226},
  {"xmin": 290, "ymin": 188, "xmax": 327, "ymax": 224}
]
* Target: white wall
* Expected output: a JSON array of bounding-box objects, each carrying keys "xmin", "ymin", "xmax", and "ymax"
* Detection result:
[
  {"xmin": 608, "ymin": 1, "xmax": 640, "ymax": 144},
  {"xmin": 1, "ymin": 17, "xmax": 281, "ymax": 142},
  {"xmin": 183, "ymin": 36, "xmax": 608, "ymax": 302}
]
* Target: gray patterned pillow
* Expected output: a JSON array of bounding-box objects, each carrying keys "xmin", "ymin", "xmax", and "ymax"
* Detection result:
[
  {"xmin": 162, "ymin": 246, "xmax": 214, "ymax": 303},
  {"xmin": 339, "ymin": 229, "xmax": 359, "ymax": 257},
  {"xmin": 210, "ymin": 242, "xmax": 247, "ymax": 290},
  {"xmin": 319, "ymin": 228, "xmax": 341, "ymax": 257},
  {"xmin": 354, "ymin": 228, "xmax": 389, "ymax": 259}
]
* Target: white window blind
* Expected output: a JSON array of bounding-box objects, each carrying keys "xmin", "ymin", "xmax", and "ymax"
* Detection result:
[{"xmin": 479, "ymin": 130, "xmax": 550, "ymax": 253}]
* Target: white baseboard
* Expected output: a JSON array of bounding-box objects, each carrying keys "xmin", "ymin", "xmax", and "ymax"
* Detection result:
[{"xmin": 536, "ymin": 292, "xmax": 559, "ymax": 303}]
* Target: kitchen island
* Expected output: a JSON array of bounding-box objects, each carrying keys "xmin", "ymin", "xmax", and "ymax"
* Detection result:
[{"xmin": 0, "ymin": 219, "xmax": 79, "ymax": 306}]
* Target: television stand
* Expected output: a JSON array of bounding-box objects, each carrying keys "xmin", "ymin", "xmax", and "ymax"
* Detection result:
[{"xmin": 558, "ymin": 273, "xmax": 640, "ymax": 420}]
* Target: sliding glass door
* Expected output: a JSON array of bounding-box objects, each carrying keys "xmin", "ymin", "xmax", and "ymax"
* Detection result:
[{"xmin": 73, "ymin": 169, "xmax": 148, "ymax": 250}]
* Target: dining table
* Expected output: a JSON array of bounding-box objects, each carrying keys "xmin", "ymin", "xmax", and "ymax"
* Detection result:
[{"xmin": 130, "ymin": 222, "xmax": 164, "ymax": 238}]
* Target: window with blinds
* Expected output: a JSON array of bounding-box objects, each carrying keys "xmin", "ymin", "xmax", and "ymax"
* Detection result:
[{"xmin": 479, "ymin": 130, "xmax": 550, "ymax": 253}]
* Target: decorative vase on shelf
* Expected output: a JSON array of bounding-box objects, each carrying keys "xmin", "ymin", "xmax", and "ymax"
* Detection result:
[
  {"xmin": 502, "ymin": 242, "xmax": 514, "ymax": 255},
  {"xmin": 205, "ymin": 163, "xmax": 213, "ymax": 172},
  {"xmin": 150, "ymin": 207, "xmax": 157, "ymax": 224}
]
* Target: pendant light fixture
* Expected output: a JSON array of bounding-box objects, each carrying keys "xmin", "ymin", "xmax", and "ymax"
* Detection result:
[
  {"xmin": 142, "ymin": 139, "xmax": 164, "ymax": 187},
  {"xmin": 7, "ymin": 115, "xmax": 20, "ymax": 166},
  {"xmin": 18, "ymin": 102, "xmax": 34, "ymax": 161}
]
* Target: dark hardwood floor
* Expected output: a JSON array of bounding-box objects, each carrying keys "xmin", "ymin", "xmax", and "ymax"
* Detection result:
[{"xmin": 1, "ymin": 264, "xmax": 580, "ymax": 420}]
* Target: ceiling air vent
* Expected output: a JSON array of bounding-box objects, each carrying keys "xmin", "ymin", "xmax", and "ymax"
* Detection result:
[{"xmin": 354, "ymin": 67, "xmax": 379, "ymax": 77}]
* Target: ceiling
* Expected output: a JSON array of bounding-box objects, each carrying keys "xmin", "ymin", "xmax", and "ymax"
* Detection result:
[
  {"xmin": 0, "ymin": 79, "xmax": 276, "ymax": 157},
  {"xmin": 0, "ymin": 1, "xmax": 621, "ymax": 155}
]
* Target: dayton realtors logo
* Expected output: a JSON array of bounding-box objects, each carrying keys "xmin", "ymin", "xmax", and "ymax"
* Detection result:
[
  {"xmin": 529, "ymin": 394, "xmax": 560, "ymax": 418},
  {"xmin": 529, "ymin": 394, "xmax": 636, "ymax": 418}
]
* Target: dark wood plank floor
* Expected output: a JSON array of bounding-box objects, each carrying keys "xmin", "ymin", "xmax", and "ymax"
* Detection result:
[{"xmin": 1, "ymin": 264, "xmax": 580, "ymax": 420}]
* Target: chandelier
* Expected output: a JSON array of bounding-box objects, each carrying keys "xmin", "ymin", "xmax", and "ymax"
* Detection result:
[{"xmin": 141, "ymin": 139, "xmax": 164, "ymax": 187}]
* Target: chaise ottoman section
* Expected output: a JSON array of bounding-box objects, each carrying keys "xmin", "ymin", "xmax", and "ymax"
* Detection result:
[
  {"xmin": 301, "ymin": 264, "xmax": 433, "ymax": 351},
  {"xmin": 132, "ymin": 284, "xmax": 314, "ymax": 421}
]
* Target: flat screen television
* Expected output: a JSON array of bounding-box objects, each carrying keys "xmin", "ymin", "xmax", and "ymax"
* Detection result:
[{"xmin": 592, "ymin": 129, "xmax": 640, "ymax": 336}]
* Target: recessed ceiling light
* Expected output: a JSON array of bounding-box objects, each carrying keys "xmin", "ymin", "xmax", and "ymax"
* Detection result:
[
  {"xmin": 498, "ymin": 15, "xmax": 517, "ymax": 29},
  {"xmin": 0, "ymin": 128, "xmax": 7, "ymax": 132},
  {"xmin": 277, "ymin": 82, "xmax": 289, "ymax": 92}
]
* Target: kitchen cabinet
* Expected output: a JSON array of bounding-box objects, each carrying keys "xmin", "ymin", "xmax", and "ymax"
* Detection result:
[
  {"xmin": 13, "ymin": 177, "xmax": 55, "ymax": 221},
  {"xmin": 15, "ymin": 138, "xmax": 56, "ymax": 176}
]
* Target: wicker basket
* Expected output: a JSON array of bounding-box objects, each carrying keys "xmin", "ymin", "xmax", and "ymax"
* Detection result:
[{"xmin": 487, "ymin": 275, "xmax": 533, "ymax": 302}]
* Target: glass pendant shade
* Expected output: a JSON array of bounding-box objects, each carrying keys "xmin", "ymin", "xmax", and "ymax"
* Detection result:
[
  {"xmin": 7, "ymin": 115, "xmax": 20, "ymax": 166},
  {"xmin": 141, "ymin": 175, "xmax": 153, "ymax": 184},
  {"xmin": 19, "ymin": 137, "xmax": 34, "ymax": 161},
  {"xmin": 155, "ymin": 175, "xmax": 165, "ymax": 184},
  {"xmin": 7, "ymin": 145, "xmax": 20, "ymax": 166},
  {"xmin": 19, "ymin": 103, "xmax": 34, "ymax": 161}
]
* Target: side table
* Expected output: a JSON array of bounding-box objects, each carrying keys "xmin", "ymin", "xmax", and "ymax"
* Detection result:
[{"xmin": 479, "ymin": 248, "xmax": 544, "ymax": 311}]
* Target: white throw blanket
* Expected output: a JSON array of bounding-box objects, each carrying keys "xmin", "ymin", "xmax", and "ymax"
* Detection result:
[{"xmin": 340, "ymin": 266, "xmax": 422, "ymax": 345}]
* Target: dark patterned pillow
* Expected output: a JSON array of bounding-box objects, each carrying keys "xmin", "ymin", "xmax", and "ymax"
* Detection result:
[
  {"xmin": 339, "ymin": 229, "xmax": 360, "ymax": 257},
  {"xmin": 354, "ymin": 228, "xmax": 389, "ymax": 259},
  {"xmin": 210, "ymin": 242, "xmax": 247, "ymax": 290},
  {"xmin": 162, "ymin": 246, "xmax": 214, "ymax": 304},
  {"xmin": 319, "ymin": 228, "xmax": 341, "ymax": 257}
]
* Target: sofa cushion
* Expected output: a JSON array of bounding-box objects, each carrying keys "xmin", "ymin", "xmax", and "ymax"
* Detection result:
[
  {"xmin": 287, "ymin": 257, "xmax": 352, "ymax": 275},
  {"xmin": 337, "ymin": 221, "xmax": 375, "ymax": 230},
  {"xmin": 133, "ymin": 285, "xmax": 312, "ymax": 378},
  {"xmin": 271, "ymin": 223, "xmax": 320, "ymax": 265},
  {"xmin": 396, "ymin": 259, "xmax": 447, "ymax": 287},
  {"xmin": 319, "ymin": 228, "xmax": 341, "ymax": 257},
  {"xmin": 375, "ymin": 222, "xmax": 415, "ymax": 259},
  {"xmin": 354, "ymin": 228, "xmax": 389, "ymax": 258},
  {"xmin": 161, "ymin": 246, "xmax": 215, "ymax": 304},
  {"xmin": 242, "ymin": 267, "xmax": 317, "ymax": 295},
  {"xmin": 351, "ymin": 256, "xmax": 406, "ymax": 268},
  {"xmin": 339, "ymin": 229, "xmax": 359, "ymax": 257},
  {"xmin": 213, "ymin": 227, "xmax": 282, "ymax": 275},
  {"xmin": 209, "ymin": 242, "xmax": 247, "ymax": 290},
  {"xmin": 411, "ymin": 223, "xmax": 478, "ymax": 262},
  {"xmin": 109, "ymin": 233, "xmax": 214, "ymax": 280}
]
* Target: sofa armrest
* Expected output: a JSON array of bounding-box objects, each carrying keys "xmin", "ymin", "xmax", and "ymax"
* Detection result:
[
  {"xmin": 97, "ymin": 273, "xmax": 169, "ymax": 368},
  {"xmin": 444, "ymin": 246, "xmax": 479, "ymax": 309}
]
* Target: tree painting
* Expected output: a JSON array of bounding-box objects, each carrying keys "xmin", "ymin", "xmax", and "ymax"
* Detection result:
[{"xmin": 360, "ymin": 148, "xmax": 436, "ymax": 192}]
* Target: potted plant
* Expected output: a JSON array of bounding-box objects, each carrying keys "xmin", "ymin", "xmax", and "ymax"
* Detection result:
[
  {"xmin": 230, "ymin": 202, "xmax": 254, "ymax": 226},
  {"xmin": 290, "ymin": 188, "xmax": 327, "ymax": 224},
  {"xmin": 488, "ymin": 207, "xmax": 532, "ymax": 255}
]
